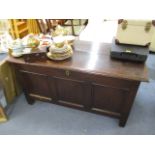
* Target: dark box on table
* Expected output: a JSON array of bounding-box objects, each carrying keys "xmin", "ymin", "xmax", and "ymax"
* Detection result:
[
  {"xmin": 23, "ymin": 48, "xmax": 48, "ymax": 63},
  {"xmin": 110, "ymin": 39, "xmax": 149, "ymax": 62}
]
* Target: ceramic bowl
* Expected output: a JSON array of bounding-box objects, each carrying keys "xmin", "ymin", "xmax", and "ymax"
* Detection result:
[{"xmin": 53, "ymin": 36, "xmax": 65, "ymax": 48}]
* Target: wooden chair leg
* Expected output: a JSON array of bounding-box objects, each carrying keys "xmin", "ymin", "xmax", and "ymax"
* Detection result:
[{"xmin": 71, "ymin": 19, "xmax": 75, "ymax": 35}]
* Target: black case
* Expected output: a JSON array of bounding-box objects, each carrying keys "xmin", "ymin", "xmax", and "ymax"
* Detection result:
[{"xmin": 110, "ymin": 38, "xmax": 149, "ymax": 62}]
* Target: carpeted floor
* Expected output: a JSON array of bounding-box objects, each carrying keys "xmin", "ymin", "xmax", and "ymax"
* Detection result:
[{"xmin": 0, "ymin": 53, "xmax": 155, "ymax": 135}]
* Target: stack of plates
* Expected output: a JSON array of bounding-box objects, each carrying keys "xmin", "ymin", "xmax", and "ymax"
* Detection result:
[{"xmin": 47, "ymin": 44, "xmax": 73, "ymax": 60}]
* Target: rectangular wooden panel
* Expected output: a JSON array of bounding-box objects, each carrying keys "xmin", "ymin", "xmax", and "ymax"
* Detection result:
[
  {"xmin": 54, "ymin": 77, "xmax": 87, "ymax": 109},
  {"xmin": 91, "ymin": 83, "xmax": 128, "ymax": 114},
  {"xmin": 19, "ymin": 70, "xmax": 52, "ymax": 99}
]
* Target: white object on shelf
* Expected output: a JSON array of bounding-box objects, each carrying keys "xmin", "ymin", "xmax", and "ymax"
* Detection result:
[
  {"xmin": 0, "ymin": 89, "xmax": 7, "ymax": 108},
  {"xmin": 0, "ymin": 32, "xmax": 13, "ymax": 53}
]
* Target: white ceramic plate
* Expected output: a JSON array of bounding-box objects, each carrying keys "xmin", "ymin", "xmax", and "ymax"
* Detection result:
[
  {"xmin": 11, "ymin": 52, "xmax": 23, "ymax": 58},
  {"xmin": 64, "ymin": 35, "xmax": 75, "ymax": 42},
  {"xmin": 49, "ymin": 44, "xmax": 69, "ymax": 53},
  {"xmin": 0, "ymin": 50, "xmax": 8, "ymax": 54},
  {"xmin": 46, "ymin": 50, "xmax": 73, "ymax": 61}
]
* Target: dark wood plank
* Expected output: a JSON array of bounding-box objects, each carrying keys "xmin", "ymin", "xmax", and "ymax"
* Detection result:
[
  {"xmin": 53, "ymin": 76, "xmax": 86, "ymax": 109},
  {"xmin": 7, "ymin": 40, "xmax": 148, "ymax": 82}
]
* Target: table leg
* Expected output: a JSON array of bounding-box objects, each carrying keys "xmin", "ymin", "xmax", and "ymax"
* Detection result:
[
  {"xmin": 119, "ymin": 82, "xmax": 140, "ymax": 127},
  {"xmin": 24, "ymin": 91, "xmax": 35, "ymax": 105},
  {"xmin": 119, "ymin": 115, "xmax": 128, "ymax": 127}
]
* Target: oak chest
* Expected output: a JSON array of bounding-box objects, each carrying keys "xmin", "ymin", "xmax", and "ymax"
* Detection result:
[{"xmin": 7, "ymin": 40, "xmax": 148, "ymax": 127}]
